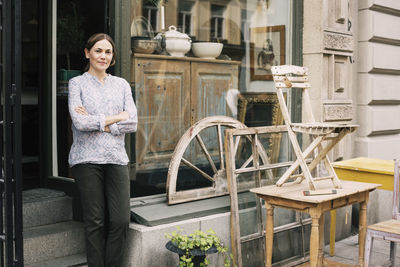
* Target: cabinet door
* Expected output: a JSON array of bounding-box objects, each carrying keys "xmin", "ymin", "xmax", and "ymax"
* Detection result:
[
  {"xmin": 191, "ymin": 61, "xmax": 238, "ymax": 122},
  {"xmin": 190, "ymin": 61, "xmax": 239, "ymax": 164},
  {"xmin": 135, "ymin": 58, "xmax": 190, "ymax": 170}
]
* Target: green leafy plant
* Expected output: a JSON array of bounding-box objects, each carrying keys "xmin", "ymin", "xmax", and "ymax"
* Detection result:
[{"xmin": 165, "ymin": 227, "xmax": 236, "ymax": 267}]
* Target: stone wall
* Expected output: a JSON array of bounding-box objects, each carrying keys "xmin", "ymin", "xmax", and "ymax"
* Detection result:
[
  {"xmin": 356, "ymin": 0, "xmax": 400, "ymax": 159},
  {"xmin": 303, "ymin": 0, "xmax": 357, "ymax": 161},
  {"xmin": 125, "ymin": 207, "xmax": 353, "ymax": 266}
]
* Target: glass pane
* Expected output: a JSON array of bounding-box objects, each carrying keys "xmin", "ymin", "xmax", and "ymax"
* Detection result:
[
  {"xmin": 21, "ymin": 0, "xmax": 40, "ymax": 188},
  {"xmin": 130, "ymin": 0, "xmax": 292, "ymax": 197}
]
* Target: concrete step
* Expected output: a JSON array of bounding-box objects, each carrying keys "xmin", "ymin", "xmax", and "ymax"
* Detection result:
[
  {"xmin": 24, "ymin": 221, "xmax": 86, "ymax": 265},
  {"xmin": 25, "ymin": 253, "xmax": 87, "ymax": 267},
  {"xmin": 23, "ymin": 188, "xmax": 73, "ymax": 228}
]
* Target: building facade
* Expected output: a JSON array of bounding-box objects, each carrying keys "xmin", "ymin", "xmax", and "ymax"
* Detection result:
[{"xmin": 3, "ymin": 0, "xmax": 400, "ymax": 265}]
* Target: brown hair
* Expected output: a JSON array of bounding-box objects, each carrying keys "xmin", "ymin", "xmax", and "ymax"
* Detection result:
[{"xmin": 84, "ymin": 33, "xmax": 117, "ymax": 72}]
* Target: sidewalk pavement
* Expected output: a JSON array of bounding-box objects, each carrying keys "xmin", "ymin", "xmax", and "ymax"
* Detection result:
[
  {"xmin": 71, "ymin": 234, "xmax": 399, "ymax": 267},
  {"xmin": 324, "ymin": 234, "xmax": 400, "ymax": 267}
]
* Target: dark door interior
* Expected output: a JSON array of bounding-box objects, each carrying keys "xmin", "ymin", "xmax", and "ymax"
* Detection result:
[
  {"xmin": 56, "ymin": 0, "xmax": 109, "ymax": 178},
  {"xmin": 21, "ymin": 0, "xmax": 109, "ymax": 188},
  {"xmin": 21, "ymin": 0, "xmax": 42, "ymax": 189}
]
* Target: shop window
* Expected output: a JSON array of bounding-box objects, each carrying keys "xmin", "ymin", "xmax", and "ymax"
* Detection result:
[{"xmin": 130, "ymin": 0, "xmax": 295, "ymax": 199}]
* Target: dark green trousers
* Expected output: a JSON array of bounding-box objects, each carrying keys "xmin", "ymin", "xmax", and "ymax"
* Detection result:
[{"xmin": 72, "ymin": 163, "xmax": 130, "ymax": 267}]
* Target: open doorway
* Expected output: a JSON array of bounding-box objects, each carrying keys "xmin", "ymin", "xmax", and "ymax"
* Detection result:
[{"xmin": 56, "ymin": 0, "xmax": 109, "ymax": 178}]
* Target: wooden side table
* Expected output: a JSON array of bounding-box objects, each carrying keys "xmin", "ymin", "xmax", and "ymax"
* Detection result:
[{"xmin": 250, "ymin": 180, "xmax": 381, "ymax": 267}]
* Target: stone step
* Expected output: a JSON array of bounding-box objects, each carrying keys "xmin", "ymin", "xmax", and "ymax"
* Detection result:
[
  {"xmin": 24, "ymin": 221, "xmax": 86, "ymax": 265},
  {"xmin": 23, "ymin": 188, "xmax": 73, "ymax": 228},
  {"xmin": 25, "ymin": 253, "xmax": 87, "ymax": 267}
]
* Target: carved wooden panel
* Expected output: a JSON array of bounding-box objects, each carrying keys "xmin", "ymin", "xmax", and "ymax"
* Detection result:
[
  {"xmin": 190, "ymin": 61, "xmax": 238, "ymax": 164},
  {"xmin": 191, "ymin": 62, "xmax": 237, "ymax": 122},
  {"xmin": 134, "ymin": 58, "xmax": 191, "ymax": 170}
]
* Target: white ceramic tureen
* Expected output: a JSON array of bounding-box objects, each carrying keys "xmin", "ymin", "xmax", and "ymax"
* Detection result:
[{"xmin": 164, "ymin": 25, "xmax": 191, "ymax": 57}]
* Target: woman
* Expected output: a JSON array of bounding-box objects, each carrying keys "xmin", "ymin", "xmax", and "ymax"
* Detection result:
[{"xmin": 68, "ymin": 33, "xmax": 137, "ymax": 267}]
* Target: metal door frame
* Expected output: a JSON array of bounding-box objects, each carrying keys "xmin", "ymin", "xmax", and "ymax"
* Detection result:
[{"xmin": 1, "ymin": 0, "xmax": 23, "ymax": 266}]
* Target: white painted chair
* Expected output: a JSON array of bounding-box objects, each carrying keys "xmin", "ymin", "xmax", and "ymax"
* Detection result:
[
  {"xmin": 271, "ymin": 65, "xmax": 358, "ymax": 190},
  {"xmin": 364, "ymin": 159, "xmax": 400, "ymax": 267}
]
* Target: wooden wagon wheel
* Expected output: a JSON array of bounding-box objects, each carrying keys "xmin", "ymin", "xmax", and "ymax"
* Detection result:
[{"xmin": 166, "ymin": 115, "xmax": 272, "ymax": 205}]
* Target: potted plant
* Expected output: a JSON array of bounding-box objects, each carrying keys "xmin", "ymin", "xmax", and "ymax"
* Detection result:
[{"xmin": 165, "ymin": 227, "xmax": 236, "ymax": 267}]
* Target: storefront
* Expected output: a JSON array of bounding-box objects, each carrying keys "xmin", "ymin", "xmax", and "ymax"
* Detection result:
[
  {"xmin": 20, "ymin": 0, "xmax": 302, "ymax": 195},
  {"xmin": 12, "ymin": 0, "xmax": 400, "ymax": 265}
]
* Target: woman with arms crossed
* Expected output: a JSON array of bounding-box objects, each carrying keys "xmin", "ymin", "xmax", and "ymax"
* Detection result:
[{"xmin": 68, "ymin": 33, "xmax": 137, "ymax": 267}]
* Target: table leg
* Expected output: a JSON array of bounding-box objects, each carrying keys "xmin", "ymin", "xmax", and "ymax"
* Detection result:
[
  {"xmin": 329, "ymin": 209, "xmax": 336, "ymax": 256},
  {"xmin": 265, "ymin": 203, "xmax": 274, "ymax": 267},
  {"xmin": 359, "ymin": 201, "xmax": 367, "ymax": 267},
  {"xmin": 318, "ymin": 214, "xmax": 325, "ymax": 267},
  {"xmin": 310, "ymin": 212, "xmax": 321, "ymax": 267}
]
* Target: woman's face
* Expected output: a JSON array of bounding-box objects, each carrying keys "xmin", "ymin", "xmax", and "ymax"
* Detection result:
[{"xmin": 85, "ymin": 39, "xmax": 113, "ymax": 73}]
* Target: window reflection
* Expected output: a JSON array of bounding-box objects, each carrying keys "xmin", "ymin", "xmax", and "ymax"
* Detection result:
[
  {"xmin": 142, "ymin": 1, "xmax": 158, "ymax": 36},
  {"xmin": 130, "ymin": 0, "xmax": 292, "ymax": 198},
  {"xmin": 178, "ymin": 1, "xmax": 194, "ymax": 35},
  {"xmin": 210, "ymin": 4, "xmax": 225, "ymax": 40}
]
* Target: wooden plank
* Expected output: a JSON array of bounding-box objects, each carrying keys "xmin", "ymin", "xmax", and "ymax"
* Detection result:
[
  {"xmin": 133, "ymin": 53, "xmax": 241, "ymax": 65},
  {"xmin": 224, "ymin": 125, "xmax": 287, "ymax": 136},
  {"xmin": 235, "ymin": 160, "xmax": 295, "ymax": 174},
  {"xmin": 273, "ymin": 75, "xmax": 309, "ymax": 82},
  {"xmin": 251, "ymin": 180, "xmax": 381, "ymax": 204},
  {"xmin": 274, "ymin": 81, "xmax": 311, "ymax": 88},
  {"xmin": 225, "ymin": 130, "xmax": 243, "ymax": 267},
  {"xmin": 271, "ymin": 65, "xmax": 308, "ymax": 75},
  {"xmin": 368, "ymin": 219, "xmax": 400, "ymax": 235},
  {"xmin": 303, "ymin": 189, "xmax": 337, "ymax": 196},
  {"xmin": 217, "ymin": 124, "xmax": 225, "ymax": 170}
]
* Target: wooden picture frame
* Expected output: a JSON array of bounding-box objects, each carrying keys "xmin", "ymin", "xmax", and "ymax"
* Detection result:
[{"xmin": 250, "ymin": 25, "xmax": 285, "ymax": 81}]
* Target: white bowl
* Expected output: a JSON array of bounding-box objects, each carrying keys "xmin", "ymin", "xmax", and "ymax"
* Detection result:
[{"xmin": 192, "ymin": 42, "xmax": 223, "ymax": 59}]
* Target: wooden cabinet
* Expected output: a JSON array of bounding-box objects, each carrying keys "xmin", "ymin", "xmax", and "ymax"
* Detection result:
[{"xmin": 131, "ymin": 54, "xmax": 240, "ymax": 171}]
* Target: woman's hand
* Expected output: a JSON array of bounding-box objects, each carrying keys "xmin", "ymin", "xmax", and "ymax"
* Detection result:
[{"xmin": 75, "ymin": 106, "xmax": 89, "ymax": 115}]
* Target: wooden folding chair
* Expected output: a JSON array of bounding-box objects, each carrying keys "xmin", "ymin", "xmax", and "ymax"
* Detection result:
[
  {"xmin": 364, "ymin": 159, "xmax": 400, "ymax": 267},
  {"xmin": 271, "ymin": 65, "xmax": 358, "ymax": 190}
]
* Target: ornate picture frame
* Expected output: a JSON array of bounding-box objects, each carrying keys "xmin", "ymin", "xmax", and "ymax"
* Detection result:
[
  {"xmin": 237, "ymin": 92, "xmax": 285, "ymax": 163},
  {"xmin": 250, "ymin": 25, "xmax": 285, "ymax": 81}
]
